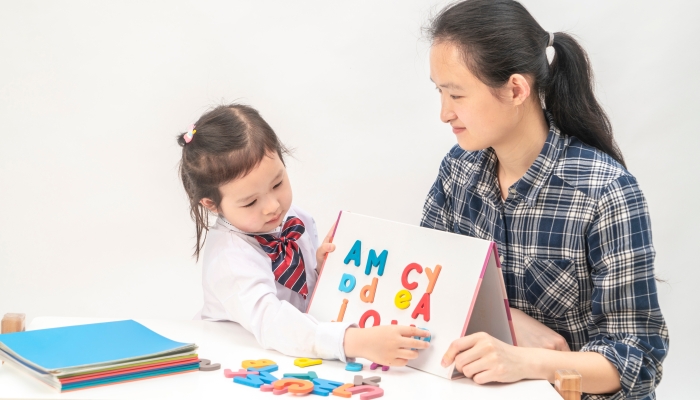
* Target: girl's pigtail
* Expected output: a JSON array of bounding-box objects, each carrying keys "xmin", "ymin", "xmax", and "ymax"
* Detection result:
[{"xmin": 544, "ymin": 32, "xmax": 626, "ymax": 168}]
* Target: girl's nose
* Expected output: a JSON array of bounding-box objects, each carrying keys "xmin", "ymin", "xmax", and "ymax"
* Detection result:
[{"xmin": 263, "ymin": 196, "xmax": 281, "ymax": 215}]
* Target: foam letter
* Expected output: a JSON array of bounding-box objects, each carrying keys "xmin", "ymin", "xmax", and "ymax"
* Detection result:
[
  {"xmin": 344, "ymin": 240, "xmax": 362, "ymax": 266},
  {"xmin": 401, "ymin": 263, "xmax": 422, "ymax": 290},
  {"xmin": 338, "ymin": 273, "xmax": 356, "ymax": 293},
  {"xmin": 335, "ymin": 298, "xmax": 348, "ymax": 322},
  {"xmin": 273, "ymin": 378, "xmax": 314, "ymax": 394},
  {"xmin": 359, "ymin": 309, "xmax": 381, "ymax": 328},
  {"xmin": 311, "ymin": 378, "xmax": 344, "ymax": 396},
  {"xmin": 425, "ymin": 264, "xmax": 442, "ymax": 294},
  {"xmin": 394, "ymin": 289, "xmax": 412, "ymax": 309},
  {"xmin": 365, "ymin": 249, "xmax": 388, "ymax": 276},
  {"xmin": 359, "ymin": 277, "xmax": 379, "ymax": 303},
  {"xmin": 411, "ymin": 293, "xmax": 431, "ymax": 322}
]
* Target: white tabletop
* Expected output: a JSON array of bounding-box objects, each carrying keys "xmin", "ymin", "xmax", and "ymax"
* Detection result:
[{"xmin": 0, "ymin": 317, "xmax": 562, "ymax": 400}]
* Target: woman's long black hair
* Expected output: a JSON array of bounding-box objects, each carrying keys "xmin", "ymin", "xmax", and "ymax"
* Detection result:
[{"xmin": 427, "ymin": 0, "xmax": 625, "ymax": 167}]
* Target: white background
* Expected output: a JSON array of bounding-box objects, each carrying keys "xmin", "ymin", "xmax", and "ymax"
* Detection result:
[{"xmin": 0, "ymin": 0, "xmax": 697, "ymax": 397}]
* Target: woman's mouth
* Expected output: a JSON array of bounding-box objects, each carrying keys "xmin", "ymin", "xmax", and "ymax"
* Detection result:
[{"xmin": 452, "ymin": 126, "xmax": 466, "ymax": 134}]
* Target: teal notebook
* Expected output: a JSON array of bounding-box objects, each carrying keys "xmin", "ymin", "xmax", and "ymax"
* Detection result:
[{"xmin": 0, "ymin": 320, "xmax": 196, "ymax": 373}]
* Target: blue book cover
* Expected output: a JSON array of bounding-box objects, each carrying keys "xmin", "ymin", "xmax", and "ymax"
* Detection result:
[{"xmin": 0, "ymin": 320, "xmax": 195, "ymax": 373}]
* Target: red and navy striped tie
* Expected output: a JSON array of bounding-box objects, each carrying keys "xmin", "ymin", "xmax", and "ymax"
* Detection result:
[{"xmin": 250, "ymin": 216, "xmax": 309, "ymax": 298}]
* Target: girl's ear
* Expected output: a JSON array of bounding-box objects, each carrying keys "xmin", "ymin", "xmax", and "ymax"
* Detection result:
[
  {"xmin": 199, "ymin": 198, "xmax": 218, "ymax": 213},
  {"xmin": 507, "ymin": 73, "xmax": 532, "ymax": 107}
]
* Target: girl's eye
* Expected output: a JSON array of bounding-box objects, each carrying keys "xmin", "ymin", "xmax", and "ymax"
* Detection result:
[
  {"xmin": 450, "ymin": 95, "xmax": 462, "ymax": 100},
  {"xmin": 243, "ymin": 199, "xmax": 257, "ymax": 208},
  {"xmin": 273, "ymin": 180, "xmax": 283, "ymax": 189}
]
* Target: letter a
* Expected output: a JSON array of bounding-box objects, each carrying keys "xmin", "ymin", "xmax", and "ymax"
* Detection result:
[
  {"xmin": 344, "ymin": 240, "xmax": 362, "ymax": 267},
  {"xmin": 411, "ymin": 293, "xmax": 431, "ymax": 322}
]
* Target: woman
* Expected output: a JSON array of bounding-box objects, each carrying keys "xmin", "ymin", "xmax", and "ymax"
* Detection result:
[{"xmin": 421, "ymin": 1, "xmax": 668, "ymax": 399}]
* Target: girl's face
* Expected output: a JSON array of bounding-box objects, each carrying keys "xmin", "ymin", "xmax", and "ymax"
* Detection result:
[
  {"xmin": 429, "ymin": 41, "xmax": 523, "ymax": 151},
  {"xmin": 202, "ymin": 152, "xmax": 292, "ymax": 233}
]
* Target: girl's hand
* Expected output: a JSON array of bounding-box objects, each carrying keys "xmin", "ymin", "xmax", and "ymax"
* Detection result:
[
  {"xmin": 441, "ymin": 332, "xmax": 531, "ymax": 384},
  {"xmin": 315, "ymin": 224, "xmax": 336, "ymax": 273},
  {"xmin": 509, "ymin": 307, "xmax": 570, "ymax": 351},
  {"xmin": 344, "ymin": 326, "xmax": 431, "ymax": 366}
]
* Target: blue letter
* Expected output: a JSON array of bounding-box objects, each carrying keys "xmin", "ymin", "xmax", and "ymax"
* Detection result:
[
  {"xmin": 344, "ymin": 240, "xmax": 362, "ymax": 266},
  {"xmin": 338, "ymin": 273, "xmax": 357, "ymax": 293},
  {"xmin": 365, "ymin": 249, "xmax": 388, "ymax": 276}
]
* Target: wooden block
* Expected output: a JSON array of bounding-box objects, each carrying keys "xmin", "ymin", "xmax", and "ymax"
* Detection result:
[
  {"xmin": 555, "ymin": 370, "xmax": 582, "ymax": 400},
  {"xmin": 1, "ymin": 313, "xmax": 25, "ymax": 334}
]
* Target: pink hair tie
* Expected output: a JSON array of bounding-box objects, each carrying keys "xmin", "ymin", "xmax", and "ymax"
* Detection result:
[{"xmin": 183, "ymin": 124, "xmax": 196, "ymax": 143}]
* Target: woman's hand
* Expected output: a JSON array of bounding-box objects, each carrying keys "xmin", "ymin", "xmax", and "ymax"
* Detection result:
[
  {"xmin": 315, "ymin": 224, "xmax": 336, "ymax": 273},
  {"xmin": 442, "ymin": 332, "xmax": 532, "ymax": 384},
  {"xmin": 344, "ymin": 325, "xmax": 431, "ymax": 366},
  {"xmin": 509, "ymin": 308, "xmax": 570, "ymax": 351}
]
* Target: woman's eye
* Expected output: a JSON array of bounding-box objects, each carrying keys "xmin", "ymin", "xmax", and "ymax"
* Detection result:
[
  {"xmin": 273, "ymin": 181, "xmax": 283, "ymax": 189},
  {"xmin": 450, "ymin": 95, "xmax": 462, "ymax": 100},
  {"xmin": 243, "ymin": 199, "xmax": 257, "ymax": 208}
]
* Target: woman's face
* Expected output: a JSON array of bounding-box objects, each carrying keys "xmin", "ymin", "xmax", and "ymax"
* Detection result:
[{"xmin": 429, "ymin": 41, "xmax": 521, "ymax": 152}]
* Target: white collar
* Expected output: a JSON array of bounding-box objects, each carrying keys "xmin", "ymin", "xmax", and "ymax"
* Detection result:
[{"xmin": 215, "ymin": 209, "xmax": 295, "ymax": 236}]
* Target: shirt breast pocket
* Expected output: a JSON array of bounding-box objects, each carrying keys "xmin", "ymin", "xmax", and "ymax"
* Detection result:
[{"xmin": 524, "ymin": 257, "xmax": 579, "ymax": 318}]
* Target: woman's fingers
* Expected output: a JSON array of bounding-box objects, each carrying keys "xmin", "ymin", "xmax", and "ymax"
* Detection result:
[
  {"xmin": 458, "ymin": 355, "xmax": 489, "ymax": 379},
  {"xmin": 441, "ymin": 333, "xmax": 482, "ymax": 367}
]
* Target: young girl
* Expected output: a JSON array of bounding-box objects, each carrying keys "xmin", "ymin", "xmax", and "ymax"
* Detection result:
[
  {"xmin": 176, "ymin": 104, "xmax": 429, "ymax": 365},
  {"xmin": 421, "ymin": 1, "xmax": 668, "ymax": 399}
]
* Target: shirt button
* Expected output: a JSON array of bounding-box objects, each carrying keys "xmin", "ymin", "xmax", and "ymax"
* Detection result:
[
  {"xmin": 499, "ymin": 255, "xmax": 505, "ymax": 263},
  {"xmin": 509, "ymin": 188, "xmax": 516, "ymax": 195}
]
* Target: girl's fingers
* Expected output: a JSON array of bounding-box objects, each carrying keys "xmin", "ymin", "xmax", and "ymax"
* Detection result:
[
  {"xmin": 390, "ymin": 358, "xmax": 409, "ymax": 367},
  {"xmin": 395, "ymin": 348, "xmax": 420, "ymax": 360},
  {"xmin": 400, "ymin": 336, "xmax": 430, "ymax": 350},
  {"xmin": 398, "ymin": 325, "xmax": 430, "ymax": 338}
]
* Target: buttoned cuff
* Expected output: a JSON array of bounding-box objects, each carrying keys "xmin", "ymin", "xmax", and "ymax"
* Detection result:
[
  {"xmin": 316, "ymin": 321, "xmax": 357, "ymax": 363},
  {"xmin": 580, "ymin": 336, "xmax": 654, "ymax": 400}
]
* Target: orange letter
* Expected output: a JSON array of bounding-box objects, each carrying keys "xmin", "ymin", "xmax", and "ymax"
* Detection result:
[
  {"xmin": 360, "ymin": 277, "xmax": 379, "ymax": 303},
  {"xmin": 335, "ymin": 298, "xmax": 348, "ymax": 322},
  {"xmin": 425, "ymin": 265, "xmax": 442, "ymax": 294}
]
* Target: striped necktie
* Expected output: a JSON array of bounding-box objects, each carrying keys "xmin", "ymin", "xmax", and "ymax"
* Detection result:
[{"xmin": 250, "ymin": 216, "xmax": 309, "ymax": 298}]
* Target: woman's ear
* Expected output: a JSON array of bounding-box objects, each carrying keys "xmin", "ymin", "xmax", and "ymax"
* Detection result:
[
  {"xmin": 507, "ymin": 73, "xmax": 532, "ymax": 107},
  {"xmin": 199, "ymin": 198, "xmax": 218, "ymax": 213}
]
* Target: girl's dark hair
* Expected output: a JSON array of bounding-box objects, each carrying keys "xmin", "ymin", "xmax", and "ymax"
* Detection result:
[
  {"xmin": 177, "ymin": 104, "xmax": 289, "ymax": 260},
  {"xmin": 427, "ymin": 0, "xmax": 625, "ymax": 167}
]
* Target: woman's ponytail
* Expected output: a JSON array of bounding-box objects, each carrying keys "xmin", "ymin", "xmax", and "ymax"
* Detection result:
[
  {"xmin": 545, "ymin": 32, "xmax": 625, "ymax": 167},
  {"xmin": 428, "ymin": 0, "xmax": 626, "ymax": 168}
]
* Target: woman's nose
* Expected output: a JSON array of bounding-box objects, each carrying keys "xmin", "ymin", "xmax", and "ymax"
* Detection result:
[{"xmin": 440, "ymin": 98, "xmax": 456, "ymax": 124}]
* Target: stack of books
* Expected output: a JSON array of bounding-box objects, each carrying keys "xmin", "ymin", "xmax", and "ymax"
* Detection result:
[{"xmin": 0, "ymin": 320, "xmax": 199, "ymax": 391}]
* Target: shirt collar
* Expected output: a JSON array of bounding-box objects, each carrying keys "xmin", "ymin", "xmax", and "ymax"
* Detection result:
[
  {"xmin": 469, "ymin": 111, "xmax": 569, "ymax": 207},
  {"xmin": 215, "ymin": 209, "xmax": 294, "ymax": 236}
]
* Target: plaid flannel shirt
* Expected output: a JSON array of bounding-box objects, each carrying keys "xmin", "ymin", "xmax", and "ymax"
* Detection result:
[{"xmin": 421, "ymin": 115, "xmax": 668, "ymax": 400}]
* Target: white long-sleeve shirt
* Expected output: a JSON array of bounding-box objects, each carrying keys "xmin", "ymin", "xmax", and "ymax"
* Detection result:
[{"xmin": 199, "ymin": 204, "xmax": 354, "ymax": 361}]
